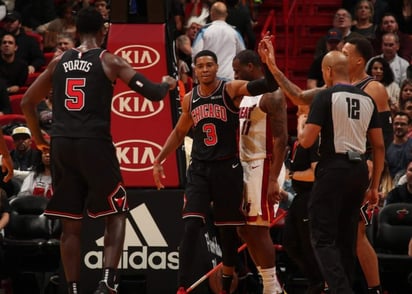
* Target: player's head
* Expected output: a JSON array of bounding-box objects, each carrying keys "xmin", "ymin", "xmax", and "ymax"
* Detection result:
[
  {"xmin": 232, "ymin": 49, "xmax": 262, "ymax": 81},
  {"xmin": 343, "ymin": 37, "xmax": 373, "ymax": 64},
  {"xmin": 76, "ymin": 7, "xmax": 105, "ymax": 35},
  {"xmin": 193, "ymin": 50, "xmax": 218, "ymax": 85}
]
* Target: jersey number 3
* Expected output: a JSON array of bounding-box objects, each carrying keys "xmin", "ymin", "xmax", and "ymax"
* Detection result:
[{"xmin": 65, "ymin": 78, "xmax": 86, "ymax": 111}]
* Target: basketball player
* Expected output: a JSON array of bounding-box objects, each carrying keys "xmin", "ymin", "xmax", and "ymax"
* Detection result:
[
  {"xmin": 233, "ymin": 49, "xmax": 287, "ymax": 294},
  {"xmin": 21, "ymin": 7, "xmax": 176, "ymax": 294},
  {"xmin": 152, "ymin": 49, "xmax": 278, "ymax": 294}
]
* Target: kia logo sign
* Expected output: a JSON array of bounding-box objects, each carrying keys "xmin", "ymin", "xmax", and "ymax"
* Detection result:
[
  {"xmin": 114, "ymin": 45, "xmax": 160, "ymax": 69},
  {"xmin": 115, "ymin": 139, "xmax": 163, "ymax": 172},
  {"xmin": 112, "ymin": 91, "xmax": 164, "ymax": 119}
]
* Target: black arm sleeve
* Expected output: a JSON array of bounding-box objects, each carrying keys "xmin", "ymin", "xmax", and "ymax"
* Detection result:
[
  {"xmin": 246, "ymin": 64, "xmax": 279, "ymax": 96},
  {"xmin": 128, "ymin": 72, "xmax": 170, "ymax": 101}
]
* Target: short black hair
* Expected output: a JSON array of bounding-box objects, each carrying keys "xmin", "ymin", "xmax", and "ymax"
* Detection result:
[
  {"xmin": 76, "ymin": 7, "xmax": 105, "ymax": 35},
  {"xmin": 234, "ymin": 49, "xmax": 262, "ymax": 67},
  {"xmin": 346, "ymin": 36, "xmax": 373, "ymax": 62},
  {"xmin": 194, "ymin": 50, "xmax": 218, "ymax": 65}
]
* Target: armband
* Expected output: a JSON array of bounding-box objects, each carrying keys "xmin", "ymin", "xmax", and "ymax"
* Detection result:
[
  {"xmin": 246, "ymin": 65, "xmax": 279, "ymax": 96},
  {"xmin": 128, "ymin": 72, "xmax": 170, "ymax": 101}
]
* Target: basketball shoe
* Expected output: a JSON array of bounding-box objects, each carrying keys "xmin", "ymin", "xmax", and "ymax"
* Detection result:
[{"xmin": 94, "ymin": 280, "xmax": 117, "ymax": 294}]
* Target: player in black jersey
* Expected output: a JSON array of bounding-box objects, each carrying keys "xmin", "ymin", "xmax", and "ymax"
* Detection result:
[
  {"xmin": 153, "ymin": 49, "xmax": 278, "ymax": 294},
  {"xmin": 21, "ymin": 7, "xmax": 176, "ymax": 294}
]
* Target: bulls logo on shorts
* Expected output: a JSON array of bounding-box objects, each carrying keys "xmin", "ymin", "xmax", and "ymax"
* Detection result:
[{"xmin": 109, "ymin": 185, "xmax": 129, "ymax": 212}]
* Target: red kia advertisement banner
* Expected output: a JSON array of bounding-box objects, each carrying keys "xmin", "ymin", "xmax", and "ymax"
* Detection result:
[{"xmin": 107, "ymin": 24, "xmax": 180, "ymax": 187}]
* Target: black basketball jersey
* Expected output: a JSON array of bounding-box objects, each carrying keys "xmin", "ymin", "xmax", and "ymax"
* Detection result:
[
  {"xmin": 354, "ymin": 75, "xmax": 393, "ymax": 149},
  {"xmin": 190, "ymin": 80, "xmax": 239, "ymax": 161},
  {"xmin": 51, "ymin": 48, "xmax": 114, "ymax": 141}
]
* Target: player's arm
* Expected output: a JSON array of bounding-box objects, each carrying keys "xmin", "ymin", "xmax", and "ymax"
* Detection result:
[
  {"xmin": 298, "ymin": 123, "xmax": 321, "ymax": 149},
  {"xmin": 364, "ymin": 81, "xmax": 391, "ymax": 112},
  {"xmin": 225, "ymin": 71, "xmax": 279, "ymax": 107},
  {"xmin": 366, "ymin": 127, "xmax": 385, "ymax": 206},
  {"xmin": 258, "ymin": 36, "xmax": 321, "ymax": 105},
  {"xmin": 260, "ymin": 90, "xmax": 288, "ymax": 204},
  {"xmin": 103, "ymin": 53, "xmax": 176, "ymax": 101},
  {"xmin": 21, "ymin": 58, "xmax": 58, "ymax": 153},
  {"xmin": 153, "ymin": 91, "xmax": 194, "ymax": 189}
]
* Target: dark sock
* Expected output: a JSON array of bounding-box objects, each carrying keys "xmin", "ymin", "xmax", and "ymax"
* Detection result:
[
  {"xmin": 101, "ymin": 267, "xmax": 117, "ymax": 288},
  {"xmin": 221, "ymin": 274, "xmax": 233, "ymax": 293},
  {"xmin": 68, "ymin": 281, "xmax": 80, "ymax": 294},
  {"xmin": 368, "ymin": 285, "xmax": 382, "ymax": 294}
]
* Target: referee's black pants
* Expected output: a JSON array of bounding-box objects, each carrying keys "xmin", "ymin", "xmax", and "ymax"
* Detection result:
[{"xmin": 308, "ymin": 160, "xmax": 368, "ymax": 294}]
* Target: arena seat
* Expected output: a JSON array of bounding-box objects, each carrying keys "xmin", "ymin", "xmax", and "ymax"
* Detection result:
[
  {"xmin": 375, "ymin": 203, "xmax": 412, "ymax": 292},
  {"xmin": 9, "ymin": 94, "xmax": 24, "ymax": 114},
  {"xmin": 2, "ymin": 195, "xmax": 61, "ymax": 293}
]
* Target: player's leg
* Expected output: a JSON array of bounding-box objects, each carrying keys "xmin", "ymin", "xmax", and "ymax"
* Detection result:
[
  {"xmin": 60, "ymin": 218, "xmax": 82, "ymax": 294},
  {"xmin": 356, "ymin": 221, "xmax": 382, "ymax": 293},
  {"xmin": 219, "ymin": 225, "xmax": 239, "ymax": 293}
]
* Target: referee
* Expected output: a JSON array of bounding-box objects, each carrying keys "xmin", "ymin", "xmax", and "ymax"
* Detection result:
[{"xmin": 298, "ymin": 51, "xmax": 385, "ymax": 293}]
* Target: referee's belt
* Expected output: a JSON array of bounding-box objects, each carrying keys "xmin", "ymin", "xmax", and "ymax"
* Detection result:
[{"xmin": 333, "ymin": 151, "xmax": 365, "ymax": 162}]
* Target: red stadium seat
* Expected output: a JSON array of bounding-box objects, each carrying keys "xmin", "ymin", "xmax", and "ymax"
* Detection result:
[
  {"xmin": 9, "ymin": 94, "xmax": 24, "ymax": 114},
  {"xmin": 0, "ymin": 114, "xmax": 26, "ymax": 127}
]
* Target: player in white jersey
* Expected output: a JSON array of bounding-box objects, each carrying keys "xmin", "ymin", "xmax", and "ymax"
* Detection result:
[{"xmin": 233, "ymin": 50, "xmax": 288, "ymax": 294}]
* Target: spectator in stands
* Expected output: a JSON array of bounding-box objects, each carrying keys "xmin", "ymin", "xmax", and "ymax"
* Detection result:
[
  {"xmin": 226, "ymin": 0, "xmax": 256, "ymax": 50},
  {"xmin": 176, "ymin": 34, "xmax": 192, "ymax": 96},
  {"xmin": 43, "ymin": 2, "xmax": 77, "ymax": 52},
  {"xmin": 342, "ymin": 0, "xmax": 388, "ymax": 26},
  {"xmin": 37, "ymin": 89, "xmax": 52, "ymax": 134},
  {"xmin": 192, "ymin": 1, "xmax": 245, "ymax": 80},
  {"xmin": 373, "ymin": 13, "xmax": 412, "ymax": 63},
  {"xmin": 9, "ymin": 126, "xmax": 41, "ymax": 185},
  {"xmin": 368, "ymin": 32, "xmax": 410, "ymax": 86},
  {"xmin": 185, "ymin": 11, "xmax": 207, "ymax": 44},
  {"xmin": 399, "ymin": 79, "xmax": 412, "ymax": 110},
  {"xmin": 94, "ymin": 0, "xmax": 110, "ymax": 22},
  {"xmin": 1, "ymin": 11, "xmax": 45, "ymax": 74},
  {"xmin": 314, "ymin": 8, "xmax": 361, "ymax": 59},
  {"xmin": 184, "ymin": 0, "xmax": 210, "ymax": 22},
  {"xmin": 0, "ymin": 79, "xmax": 11, "ymax": 115},
  {"xmin": 0, "ymin": 33, "xmax": 28, "ymax": 94},
  {"xmin": 53, "ymin": 33, "xmax": 75, "ymax": 58},
  {"xmin": 168, "ymin": 0, "xmax": 185, "ymax": 38},
  {"xmin": 14, "ymin": 0, "xmax": 56, "ymax": 32},
  {"xmin": 18, "ymin": 150, "xmax": 52, "ymax": 199},
  {"xmin": 366, "ymin": 56, "xmax": 400, "ymax": 113},
  {"xmin": 386, "ymin": 160, "xmax": 412, "ymax": 204},
  {"xmin": 386, "ymin": 112, "xmax": 412, "ymax": 180},
  {"xmin": 387, "ymin": 0, "xmax": 412, "ymax": 35},
  {"xmin": 408, "ymin": 65, "xmax": 412, "ymax": 79},
  {"xmin": 307, "ymin": 28, "xmax": 343, "ymax": 89},
  {"xmin": 351, "ymin": 0, "xmax": 377, "ymax": 42}
]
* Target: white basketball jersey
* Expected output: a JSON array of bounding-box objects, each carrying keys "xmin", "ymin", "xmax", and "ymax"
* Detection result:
[{"xmin": 239, "ymin": 95, "xmax": 272, "ymax": 161}]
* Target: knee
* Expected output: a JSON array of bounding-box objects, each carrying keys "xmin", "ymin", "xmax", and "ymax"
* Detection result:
[{"xmin": 237, "ymin": 226, "xmax": 249, "ymax": 241}]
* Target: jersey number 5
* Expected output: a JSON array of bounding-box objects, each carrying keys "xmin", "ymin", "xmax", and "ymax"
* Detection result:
[{"xmin": 65, "ymin": 78, "xmax": 86, "ymax": 111}]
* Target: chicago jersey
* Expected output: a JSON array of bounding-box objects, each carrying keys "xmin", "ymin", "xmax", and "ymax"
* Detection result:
[
  {"xmin": 190, "ymin": 80, "xmax": 239, "ymax": 161},
  {"xmin": 51, "ymin": 48, "xmax": 114, "ymax": 141}
]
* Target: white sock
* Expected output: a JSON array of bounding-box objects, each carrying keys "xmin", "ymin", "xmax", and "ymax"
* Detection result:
[{"xmin": 258, "ymin": 266, "xmax": 283, "ymax": 294}]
